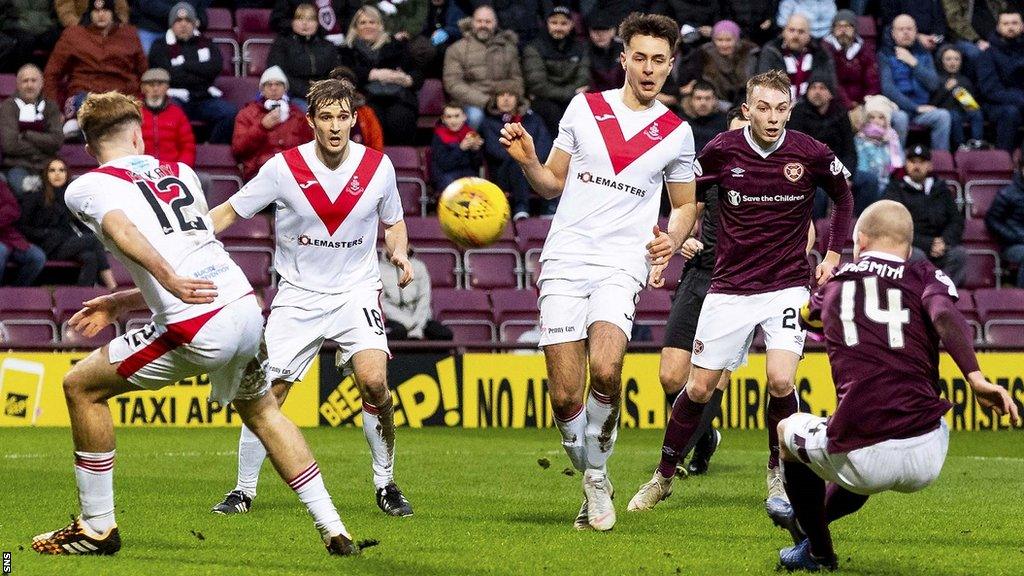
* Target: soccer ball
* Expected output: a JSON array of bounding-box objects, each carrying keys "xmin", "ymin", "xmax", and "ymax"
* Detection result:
[{"xmin": 437, "ymin": 177, "xmax": 510, "ymax": 248}]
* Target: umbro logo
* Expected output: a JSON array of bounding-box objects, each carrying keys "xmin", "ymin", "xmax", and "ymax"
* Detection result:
[
  {"xmin": 594, "ymin": 114, "xmax": 616, "ymax": 121},
  {"xmin": 730, "ymin": 167, "xmax": 745, "ymax": 177},
  {"xmin": 299, "ymin": 180, "xmax": 317, "ymax": 189}
]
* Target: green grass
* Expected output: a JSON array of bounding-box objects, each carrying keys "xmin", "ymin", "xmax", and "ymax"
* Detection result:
[{"xmin": 1, "ymin": 427, "xmax": 1021, "ymax": 575}]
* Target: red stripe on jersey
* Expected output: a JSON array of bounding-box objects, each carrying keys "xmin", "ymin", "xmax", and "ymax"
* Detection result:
[
  {"xmin": 115, "ymin": 306, "xmax": 224, "ymax": 378},
  {"xmin": 282, "ymin": 146, "xmax": 383, "ymax": 236},
  {"xmin": 584, "ymin": 92, "xmax": 683, "ymax": 175},
  {"xmin": 92, "ymin": 163, "xmax": 180, "ymax": 181}
]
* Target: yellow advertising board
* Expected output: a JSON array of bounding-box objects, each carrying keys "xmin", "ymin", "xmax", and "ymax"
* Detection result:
[{"xmin": 0, "ymin": 352, "xmax": 319, "ymax": 427}]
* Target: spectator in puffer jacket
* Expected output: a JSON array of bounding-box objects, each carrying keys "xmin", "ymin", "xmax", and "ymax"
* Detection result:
[
  {"xmin": 139, "ymin": 67, "xmax": 195, "ymax": 167},
  {"xmin": 128, "ymin": 0, "xmax": 209, "ymax": 55},
  {"xmin": 985, "ymin": 157, "xmax": 1024, "ymax": 287},
  {"xmin": 148, "ymin": 2, "xmax": 236, "ymax": 143},
  {"xmin": 267, "ymin": 3, "xmax": 341, "ymax": 111},
  {"xmin": 430, "ymin": 103, "xmax": 483, "ymax": 193},
  {"xmin": 522, "ymin": 5, "xmax": 590, "ymax": 136},
  {"xmin": 231, "ymin": 66, "xmax": 313, "ymax": 181},
  {"xmin": 442, "ymin": 5, "xmax": 523, "ymax": 130}
]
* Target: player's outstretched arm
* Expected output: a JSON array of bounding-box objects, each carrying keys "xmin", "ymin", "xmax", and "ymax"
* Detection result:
[
  {"xmin": 384, "ymin": 219, "xmax": 414, "ymax": 288},
  {"xmin": 208, "ymin": 201, "xmax": 240, "ymax": 234},
  {"xmin": 926, "ymin": 294, "xmax": 1021, "ymax": 425},
  {"xmin": 101, "ymin": 210, "xmax": 218, "ymax": 305},
  {"xmin": 498, "ymin": 122, "xmax": 568, "ymax": 199}
]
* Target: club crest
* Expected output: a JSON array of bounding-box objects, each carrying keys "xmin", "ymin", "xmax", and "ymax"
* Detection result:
[{"xmin": 783, "ymin": 162, "xmax": 804, "ymax": 182}]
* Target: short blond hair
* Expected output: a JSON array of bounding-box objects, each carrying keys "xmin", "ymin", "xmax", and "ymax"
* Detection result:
[
  {"xmin": 746, "ymin": 70, "xmax": 792, "ymax": 102},
  {"xmin": 77, "ymin": 91, "xmax": 142, "ymax": 147},
  {"xmin": 856, "ymin": 200, "xmax": 913, "ymax": 248}
]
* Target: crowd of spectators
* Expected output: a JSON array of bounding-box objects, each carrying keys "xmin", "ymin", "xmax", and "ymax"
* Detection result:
[{"xmin": 2, "ymin": 0, "xmax": 1024, "ymax": 290}]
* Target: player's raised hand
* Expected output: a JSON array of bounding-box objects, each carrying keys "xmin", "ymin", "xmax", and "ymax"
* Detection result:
[
  {"xmin": 680, "ymin": 237, "xmax": 704, "ymax": 260},
  {"xmin": 68, "ymin": 295, "xmax": 120, "ymax": 338},
  {"xmin": 391, "ymin": 253, "xmax": 414, "ymax": 287},
  {"xmin": 646, "ymin": 225, "xmax": 678, "ymax": 265},
  {"xmin": 815, "ymin": 251, "xmax": 841, "ymax": 286},
  {"xmin": 969, "ymin": 375, "xmax": 1021, "ymax": 426},
  {"xmin": 499, "ymin": 122, "xmax": 537, "ymax": 165},
  {"xmin": 648, "ymin": 262, "xmax": 666, "ymax": 288},
  {"xmin": 163, "ymin": 275, "xmax": 218, "ymax": 304}
]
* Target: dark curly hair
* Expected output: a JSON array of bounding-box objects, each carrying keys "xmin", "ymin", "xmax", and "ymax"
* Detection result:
[{"xmin": 618, "ymin": 12, "xmax": 680, "ymax": 53}]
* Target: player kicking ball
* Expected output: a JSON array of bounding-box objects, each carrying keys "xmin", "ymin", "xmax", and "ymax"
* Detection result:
[
  {"xmin": 500, "ymin": 12, "xmax": 698, "ymax": 531},
  {"xmin": 776, "ymin": 200, "xmax": 1020, "ymax": 571},
  {"xmin": 207, "ymin": 78, "xmax": 414, "ymax": 518},
  {"xmin": 626, "ymin": 70, "xmax": 854, "ymax": 538},
  {"xmin": 32, "ymin": 92, "xmax": 361, "ymax": 556}
]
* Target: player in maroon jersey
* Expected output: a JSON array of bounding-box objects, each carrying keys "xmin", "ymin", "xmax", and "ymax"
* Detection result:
[
  {"xmin": 627, "ymin": 70, "xmax": 854, "ymax": 533},
  {"xmin": 775, "ymin": 200, "xmax": 1020, "ymax": 571}
]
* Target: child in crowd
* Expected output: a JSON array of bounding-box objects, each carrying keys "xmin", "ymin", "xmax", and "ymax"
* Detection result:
[
  {"xmin": 856, "ymin": 95, "xmax": 905, "ymax": 194},
  {"xmin": 430, "ymin": 102, "xmax": 483, "ymax": 193}
]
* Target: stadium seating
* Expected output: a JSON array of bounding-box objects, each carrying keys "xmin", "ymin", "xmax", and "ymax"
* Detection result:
[
  {"xmin": 524, "ymin": 249, "xmax": 542, "ymax": 287},
  {"xmin": 956, "ymin": 149, "xmax": 1013, "ymax": 182},
  {"xmin": 514, "ymin": 217, "xmax": 552, "ymax": 253},
  {"xmin": 857, "ymin": 15, "xmax": 877, "ymax": 52},
  {"xmin": 962, "ymin": 249, "xmax": 1001, "ymax": 289},
  {"xmin": 464, "ymin": 248, "xmax": 523, "ymax": 289},
  {"xmin": 432, "ymin": 288, "xmax": 496, "ymax": 341},
  {"xmin": 206, "ymin": 7, "xmax": 234, "ymax": 31},
  {"xmin": 214, "ymin": 76, "xmax": 260, "ymax": 110},
  {"xmin": 975, "ymin": 287, "xmax": 1024, "ymax": 344},
  {"xmin": 61, "ymin": 144, "xmax": 97, "ymax": 176},
  {"xmin": 489, "ymin": 288, "xmax": 539, "ymax": 341},
  {"xmin": 0, "ymin": 287, "xmax": 57, "ymax": 344},
  {"xmin": 206, "ymin": 33, "xmax": 241, "ymax": 77},
  {"xmin": 635, "ymin": 289, "xmax": 672, "ymax": 342},
  {"xmin": 221, "ymin": 213, "xmax": 273, "ymax": 250},
  {"xmin": 204, "ymin": 174, "xmax": 244, "ymax": 208},
  {"xmin": 106, "ymin": 259, "xmax": 135, "ymax": 288},
  {"xmin": 386, "ymin": 146, "xmax": 429, "ymax": 216},
  {"xmin": 235, "ymin": 8, "xmax": 273, "ymax": 36},
  {"xmin": 242, "ymin": 38, "xmax": 274, "ymax": 77},
  {"xmin": 0, "ymin": 74, "xmax": 15, "ymax": 99},
  {"xmin": 415, "ymin": 248, "xmax": 462, "ymax": 288},
  {"xmin": 953, "ymin": 289, "xmax": 983, "ymax": 342},
  {"xmin": 658, "ymin": 254, "xmax": 687, "ymax": 291},
  {"xmin": 225, "ymin": 247, "xmax": 274, "ymax": 288},
  {"xmin": 965, "ymin": 179, "xmax": 1011, "ymax": 219},
  {"xmin": 195, "ymin": 144, "xmax": 240, "ymax": 177},
  {"xmin": 406, "ymin": 217, "xmax": 455, "ymax": 251},
  {"xmin": 417, "ymin": 78, "xmax": 445, "ymax": 130}
]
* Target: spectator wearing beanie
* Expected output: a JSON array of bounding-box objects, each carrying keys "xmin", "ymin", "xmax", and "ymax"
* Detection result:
[
  {"xmin": 129, "ymin": 0, "xmax": 212, "ymax": 55},
  {"xmin": 678, "ymin": 19, "xmax": 759, "ymax": 111},
  {"xmin": 55, "ymin": 0, "xmax": 128, "ymax": 28},
  {"xmin": 149, "ymin": 2, "xmax": 237, "ymax": 144},
  {"xmin": 856, "ymin": 95, "xmax": 904, "ymax": 195},
  {"xmin": 822, "ymin": 9, "xmax": 880, "ymax": 112},
  {"xmin": 232, "ymin": 66, "xmax": 313, "ymax": 181},
  {"xmin": 585, "ymin": 12, "xmax": 624, "ymax": 93}
]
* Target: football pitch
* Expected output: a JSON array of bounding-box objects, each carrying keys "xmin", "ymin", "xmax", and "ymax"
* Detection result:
[{"xmin": 1, "ymin": 427, "xmax": 1021, "ymax": 575}]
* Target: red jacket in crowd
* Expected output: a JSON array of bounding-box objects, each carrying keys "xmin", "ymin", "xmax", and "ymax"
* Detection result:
[
  {"xmin": 141, "ymin": 101, "xmax": 196, "ymax": 167},
  {"xmin": 232, "ymin": 100, "xmax": 313, "ymax": 181},
  {"xmin": 822, "ymin": 37, "xmax": 881, "ymax": 109},
  {"xmin": 43, "ymin": 22, "xmax": 147, "ymax": 107}
]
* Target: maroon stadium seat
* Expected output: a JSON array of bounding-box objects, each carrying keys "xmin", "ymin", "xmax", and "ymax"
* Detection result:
[
  {"xmin": 236, "ymin": 8, "xmax": 272, "ymax": 35},
  {"xmin": 222, "ymin": 213, "xmax": 273, "ymax": 249},
  {"xmin": 961, "ymin": 218, "xmax": 998, "ymax": 249},
  {"xmin": 105, "ymin": 258, "xmax": 135, "ymax": 288},
  {"xmin": 61, "ymin": 144, "xmax": 97, "ymax": 176},
  {"xmin": 417, "ymin": 78, "xmax": 446, "ymax": 129},
  {"xmin": 952, "ymin": 289, "xmax": 983, "ymax": 342},
  {"xmin": 225, "ymin": 247, "xmax": 274, "ymax": 287},
  {"xmin": 405, "ymin": 217, "xmax": 457, "ymax": 251},
  {"xmin": 205, "ymin": 33, "xmax": 240, "ymax": 76},
  {"xmin": 194, "ymin": 143, "xmax": 240, "ymax": 177},
  {"xmin": 415, "ymin": 248, "xmax": 462, "ymax": 288},
  {"xmin": 242, "ymin": 38, "xmax": 274, "ymax": 77},
  {"xmin": 53, "ymin": 287, "xmax": 117, "ymax": 346},
  {"xmin": 464, "ymin": 248, "xmax": 523, "ymax": 289},
  {"xmin": 204, "ymin": 174, "xmax": 244, "ymax": 208},
  {"xmin": 965, "ymin": 179, "xmax": 1011, "ymax": 219},
  {"xmin": 929, "ymin": 149, "xmax": 958, "ymax": 181},
  {"xmin": 0, "ymin": 74, "xmax": 15, "ymax": 99},
  {"xmin": 956, "ymin": 149, "xmax": 1013, "ymax": 182},
  {"xmin": 215, "ymin": 75, "xmax": 259, "ymax": 109},
  {"xmin": 490, "ymin": 287, "xmax": 539, "ymax": 343},
  {"xmin": 432, "ymin": 288, "xmax": 495, "ymax": 341},
  {"xmin": 386, "ymin": 146, "xmax": 428, "ymax": 216},
  {"xmin": 524, "ymin": 248, "xmax": 542, "ymax": 287},
  {"xmin": 0, "ymin": 288, "xmax": 57, "ymax": 344},
  {"xmin": 856, "ymin": 15, "xmax": 877, "ymax": 52},
  {"xmin": 974, "ymin": 287, "xmax": 1024, "ymax": 321},
  {"xmin": 984, "ymin": 319, "xmax": 1024, "ymax": 345},
  {"xmin": 634, "ymin": 289, "xmax": 672, "ymax": 343},
  {"xmin": 514, "ymin": 217, "xmax": 551, "ymax": 252},
  {"xmin": 962, "ymin": 250, "xmax": 1001, "ymax": 289},
  {"xmin": 205, "ymin": 7, "xmax": 234, "ymax": 31}
]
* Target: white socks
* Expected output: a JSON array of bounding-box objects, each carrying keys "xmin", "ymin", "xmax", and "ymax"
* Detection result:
[
  {"xmin": 361, "ymin": 400, "xmax": 396, "ymax": 489},
  {"xmin": 555, "ymin": 403, "xmax": 587, "ymax": 472},
  {"xmin": 287, "ymin": 461, "xmax": 348, "ymax": 540},
  {"xmin": 584, "ymin": 390, "xmax": 619, "ymax": 475},
  {"xmin": 235, "ymin": 424, "xmax": 267, "ymax": 498},
  {"xmin": 74, "ymin": 450, "xmax": 116, "ymax": 534}
]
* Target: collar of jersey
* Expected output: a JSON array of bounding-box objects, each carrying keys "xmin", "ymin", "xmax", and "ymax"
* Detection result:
[
  {"xmin": 859, "ymin": 250, "xmax": 906, "ymax": 263},
  {"xmin": 743, "ymin": 125, "xmax": 786, "ymax": 158}
]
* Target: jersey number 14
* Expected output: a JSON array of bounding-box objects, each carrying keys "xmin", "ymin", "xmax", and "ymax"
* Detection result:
[
  {"xmin": 135, "ymin": 177, "xmax": 207, "ymax": 235},
  {"xmin": 839, "ymin": 276, "xmax": 910, "ymax": 348}
]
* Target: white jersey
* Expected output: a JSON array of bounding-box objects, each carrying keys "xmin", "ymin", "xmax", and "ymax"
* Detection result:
[
  {"xmin": 542, "ymin": 89, "xmax": 697, "ymax": 283},
  {"xmin": 229, "ymin": 141, "xmax": 403, "ymax": 294},
  {"xmin": 65, "ymin": 155, "xmax": 253, "ymax": 324}
]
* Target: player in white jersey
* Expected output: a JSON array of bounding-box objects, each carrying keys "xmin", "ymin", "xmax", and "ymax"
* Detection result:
[
  {"xmin": 207, "ymin": 78, "xmax": 415, "ymax": 517},
  {"xmin": 499, "ymin": 13, "xmax": 698, "ymax": 531},
  {"xmin": 31, "ymin": 92, "xmax": 364, "ymax": 557}
]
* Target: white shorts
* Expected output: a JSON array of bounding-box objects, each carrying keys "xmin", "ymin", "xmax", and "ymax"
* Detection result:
[
  {"xmin": 781, "ymin": 412, "xmax": 949, "ymax": 496},
  {"xmin": 264, "ymin": 282, "xmax": 390, "ymax": 382},
  {"xmin": 110, "ymin": 294, "xmax": 267, "ymax": 405},
  {"xmin": 691, "ymin": 286, "xmax": 809, "ymax": 371},
  {"xmin": 537, "ymin": 260, "xmax": 644, "ymax": 346}
]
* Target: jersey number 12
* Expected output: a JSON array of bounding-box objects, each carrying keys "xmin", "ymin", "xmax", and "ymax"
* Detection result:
[
  {"xmin": 135, "ymin": 177, "xmax": 207, "ymax": 235},
  {"xmin": 839, "ymin": 276, "xmax": 910, "ymax": 348}
]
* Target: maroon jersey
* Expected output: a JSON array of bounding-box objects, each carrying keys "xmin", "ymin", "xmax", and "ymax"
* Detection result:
[
  {"xmin": 698, "ymin": 128, "xmax": 853, "ymax": 295},
  {"xmin": 817, "ymin": 253, "xmax": 956, "ymax": 453}
]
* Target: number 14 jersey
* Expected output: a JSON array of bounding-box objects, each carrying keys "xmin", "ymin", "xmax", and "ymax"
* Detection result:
[{"xmin": 66, "ymin": 155, "xmax": 252, "ymax": 324}]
